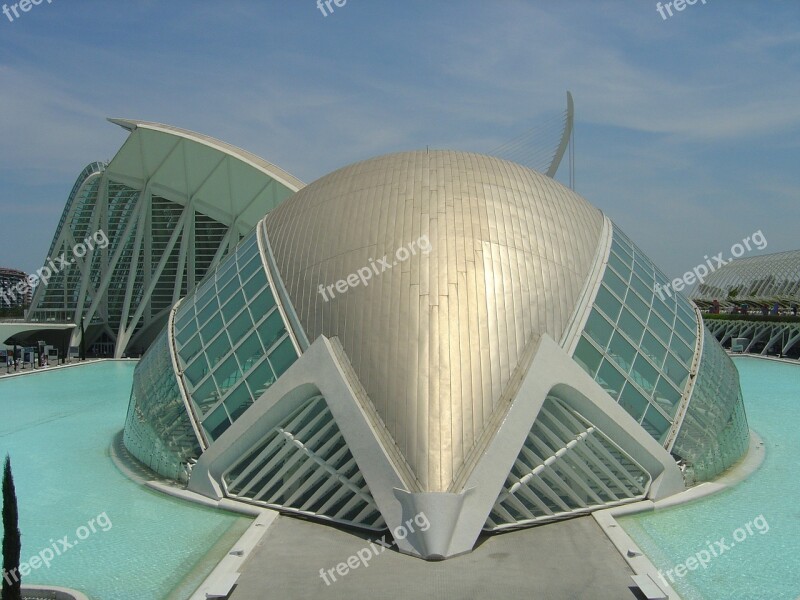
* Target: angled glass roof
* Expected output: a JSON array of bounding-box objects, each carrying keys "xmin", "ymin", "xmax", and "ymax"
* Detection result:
[{"xmin": 691, "ymin": 249, "xmax": 800, "ymax": 307}]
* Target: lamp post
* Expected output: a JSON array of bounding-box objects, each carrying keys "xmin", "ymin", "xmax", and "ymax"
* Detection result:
[{"xmin": 80, "ymin": 316, "xmax": 86, "ymax": 361}]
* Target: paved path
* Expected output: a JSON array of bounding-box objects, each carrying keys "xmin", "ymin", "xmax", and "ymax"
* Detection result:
[{"xmin": 230, "ymin": 515, "xmax": 642, "ymax": 600}]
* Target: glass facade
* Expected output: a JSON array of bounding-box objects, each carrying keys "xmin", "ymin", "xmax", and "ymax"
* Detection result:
[
  {"xmin": 28, "ymin": 163, "xmax": 107, "ymax": 322},
  {"xmin": 173, "ymin": 230, "xmax": 299, "ymax": 443},
  {"xmin": 0, "ymin": 268, "xmax": 30, "ymax": 309},
  {"xmin": 123, "ymin": 328, "xmax": 202, "ymax": 481},
  {"xmin": 572, "ymin": 225, "xmax": 699, "ymax": 444},
  {"xmin": 692, "ymin": 249, "xmax": 800, "ymax": 308},
  {"xmin": 671, "ymin": 328, "xmax": 750, "ymax": 484}
]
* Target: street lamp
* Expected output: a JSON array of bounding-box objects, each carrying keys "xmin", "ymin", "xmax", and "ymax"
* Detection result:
[{"xmin": 80, "ymin": 315, "xmax": 86, "ymax": 361}]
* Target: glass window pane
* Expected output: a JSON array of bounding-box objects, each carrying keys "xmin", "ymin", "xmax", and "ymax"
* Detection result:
[
  {"xmin": 595, "ymin": 286, "xmax": 622, "ymax": 322},
  {"xmin": 607, "ymin": 253, "xmax": 630, "ymax": 281},
  {"xmin": 608, "ymin": 331, "xmax": 636, "ymax": 372},
  {"xmin": 194, "ymin": 280, "xmax": 217, "ymax": 314},
  {"xmin": 178, "ymin": 332, "xmax": 203, "ymax": 365},
  {"xmin": 236, "ymin": 331, "xmax": 264, "ymax": 374},
  {"xmin": 652, "ymin": 295, "xmax": 675, "ymax": 324},
  {"xmin": 664, "ymin": 352, "xmax": 689, "ymax": 389},
  {"xmin": 633, "ymin": 257, "xmax": 652, "ymax": 282},
  {"xmin": 631, "ymin": 354, "xmax": 658, "ymax": 394},
  {"xmin": 618, "ymin": 308, "xmax": 645, "ymax": 345},
  {"xmin": 175, "ymin": 299, "xmax": 194, "ymax": 325},
  {"xmin": 574, "ymin": 337, "xmax": 603, "ymax": 377},
  {"xmin": 619, "ymin": 383, "xmax": 648, "ymax": 422},
  {"xmin": 613, "ymin": 230, "xmax": 633, "ymax": 254},
  {"xmin": 242, "ymin": 273, "xmax": 266, "ymax": 301},
  {"xmin": 175, "ymin": 319, "xmax": 197, "ymax": 347},
  {"xmin": 248, "ymin": 287, "xmax": 277, "ymax": 319},
  {"xmin": 237, "ymin": 233, "xmax": 257, "ymax": 254},
  {"xmin": 626, "ymin": 290, "xmax": 650, "ymax": 322},
  {"xmin": 611, "ymin": 239, "xmax": 632, "ymax": 265},
  {"xmin": 630, "ymin": 274, "xmax": 653, "ymax": 302},
  {"xmin": 219, "ymin": 275, "xmax": 241, "ymax": 304},
  {"xmin": 269, "ymin": 337, "xmax": 297, "ymax": 377},
  {"xmin": 654, "ymin": 376, "xmax": 683, "ymax": 417},
  {"xmin": 193, "ymin": 376, "xmax": 220, "ymax": 416},
  {"xmin": 221, "ymin": 290, "xmax": 246, "ymax": 323},
  {"xmin": 197, "ymin": 295, "xmax": 219, "ymax": 327},
  {"xmin": 676, "ymin": 303, "xmax": 696, "ymax": 328},
  {"xmin": 238, "ymin": 254, "xmax": 263, "ymax": 282},
  {"xmin": 655, "ymin": 269, "xmax": 672, "ymax": 296},
  {"xmin": 676, "ymin": 298, "xmax": 696, "ymax": 325},
  {"xmin": 224, "ymin": 382, "xmax": 254, "ymax": 423},
  {"xmin": 246, "ymin": 358, "xmax": 276, "ymax": 399},
  {"xmin": 174, "ymin": 308, "xmax": 196, "ymax": 340},
  {"xmin": 200, "ymin": 313, "xmax": 224, "ymax": 345},
  {"xmin": 214, "ymin": 354, "xmax": 242, "ymax": 395},
  {"xmin": 671, "ymin": 338, "xmax": 695, "ymax": 364},
  {"xmin": 228, "ymin": 307, "xmax": 253, "ymax": 342},
  {"xmin": 203, "ymin": 404, "xmax": 231, "ymax": 442},
  {"xmin": 206, "ymin": 330, "xmax": 231, "ymax": 367},
  {"xmin": 216, "ymin": 257, "xmax": 238, "ymax": 289},
  {"xmin": 641, "ymin": 405, "xmax": 670, "ymax": 443},
  {"xmin": 648, "ymin": 313, "xmax": 673, "ymax": 345},
  {"xmin": 257, "ymin": 310, "xmax": 287, "ymax": 350},
  {"xmin": 585, "ymin": 310, "xmax": 614, "ymax": 349},
  {"xmin": 184, "ymin": 354, "xmax": 209, "ymax": 387},
  {"xmin": 604, "ymin": 269, "xmax": 629, "ymax": 300},
  {"xmin": 597, "ymin": 360, "xmax": 626, "ymax": 400},
  {"xmin": 641, "ymin": 331, "xmax": 667, "ymax": 369},
  {"xmin": 674, "ymin": 318, "xmax": 696, "ymax": 347}
]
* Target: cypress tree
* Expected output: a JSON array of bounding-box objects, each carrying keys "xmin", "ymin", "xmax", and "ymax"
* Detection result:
[{"xmin": 2, "ymin": 455, "xmax": 22, "ymax": 600}]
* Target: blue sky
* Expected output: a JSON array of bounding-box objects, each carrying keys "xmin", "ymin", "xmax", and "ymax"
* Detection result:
[{"xmin": 1, "ymin": 0, "xmax": 798, "ymax": 278}]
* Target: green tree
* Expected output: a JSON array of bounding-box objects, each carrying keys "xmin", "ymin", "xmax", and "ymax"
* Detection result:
[{"xmin": 2, "ymin": 455, "xmax": 22, "ymax": 600}]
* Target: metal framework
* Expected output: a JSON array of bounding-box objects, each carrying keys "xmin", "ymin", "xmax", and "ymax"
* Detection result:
[
  {"xmin": 490, "ymin": 91, "xmax": 575, "ymax": 187},
  {"xmin": 486, "ymin": 395, "xmax": 650, "ymax": 530},
  {"xmin": 691, "ymin": 249, "xmax": 800, "ymax": 309},
  {"xmin": 706, "ymin": 318, "xmax": 800, "ymax": 356},
  {"xmin": 27, "ymin": 120, "xmax": 303, "ymax": 358},
  {"xmin": 0, "ymin": 267, "xmax": 30, "ymax": 309},
  {"xmin": 223, "ymin": 395, "xmax": 386, "ymax": 530}
]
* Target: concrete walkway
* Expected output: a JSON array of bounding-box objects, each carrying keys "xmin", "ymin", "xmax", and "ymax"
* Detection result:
[{"xmin": 230, "ymin": 515, "xmax": 642, "ymax": 600}]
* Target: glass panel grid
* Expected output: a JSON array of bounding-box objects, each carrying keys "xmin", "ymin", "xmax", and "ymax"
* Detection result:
[
  {"xmin": 172, "ymin": 230, "xmax": 299, "ymax": 441},
  {"xmin": 572, "ymin": 225, "xmax": 701, "ymax": 445}
]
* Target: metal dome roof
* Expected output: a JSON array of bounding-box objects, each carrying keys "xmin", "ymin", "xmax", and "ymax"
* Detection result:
[{"xmin": 265, "ymin": 150, "xmax": 604, "ymax": 492}]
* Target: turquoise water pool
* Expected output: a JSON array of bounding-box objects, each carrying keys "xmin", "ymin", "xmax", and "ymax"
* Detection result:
[
  {"xmin": 621, "ymin": 357, "xmax": 800, "ymax": 600},
  {"xmin": 0, "ymin": 361, "xmax": 249, "ymax": 600}
]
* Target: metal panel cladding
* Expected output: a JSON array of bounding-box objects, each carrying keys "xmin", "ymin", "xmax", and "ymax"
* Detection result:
[{"xmin": 264, "ymin": 151, "xmax": 604, "ymax": 492}]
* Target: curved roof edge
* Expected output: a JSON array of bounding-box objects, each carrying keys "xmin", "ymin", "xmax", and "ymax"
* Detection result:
[{"xmin": 108, "ymin": 118, "xmax": 306, "ymax": 193}]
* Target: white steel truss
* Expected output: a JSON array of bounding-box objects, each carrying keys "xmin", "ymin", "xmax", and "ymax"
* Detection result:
[
  {"xmin": 27, "ymin": 120, "xmax": 303, "ymax": 358},
  {"xmin": 222, "ymin": 394, "xmax": 386, "ymax": 530},
  {"xmin": 485, "ymin": 395, "xmax": 651, "ymax": 530},
  {"xmin": 706, "ymin": 318, "xmax": 800, "ymax": 356}
]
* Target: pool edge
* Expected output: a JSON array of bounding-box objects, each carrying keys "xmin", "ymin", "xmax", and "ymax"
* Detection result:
[
  {"xmin": 593, "ymin": 430, "xmax": 766, "ymax": 600},
  {"xmin": 109, "ymin": 429, "xmax": 281, "ymax": 599}
]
